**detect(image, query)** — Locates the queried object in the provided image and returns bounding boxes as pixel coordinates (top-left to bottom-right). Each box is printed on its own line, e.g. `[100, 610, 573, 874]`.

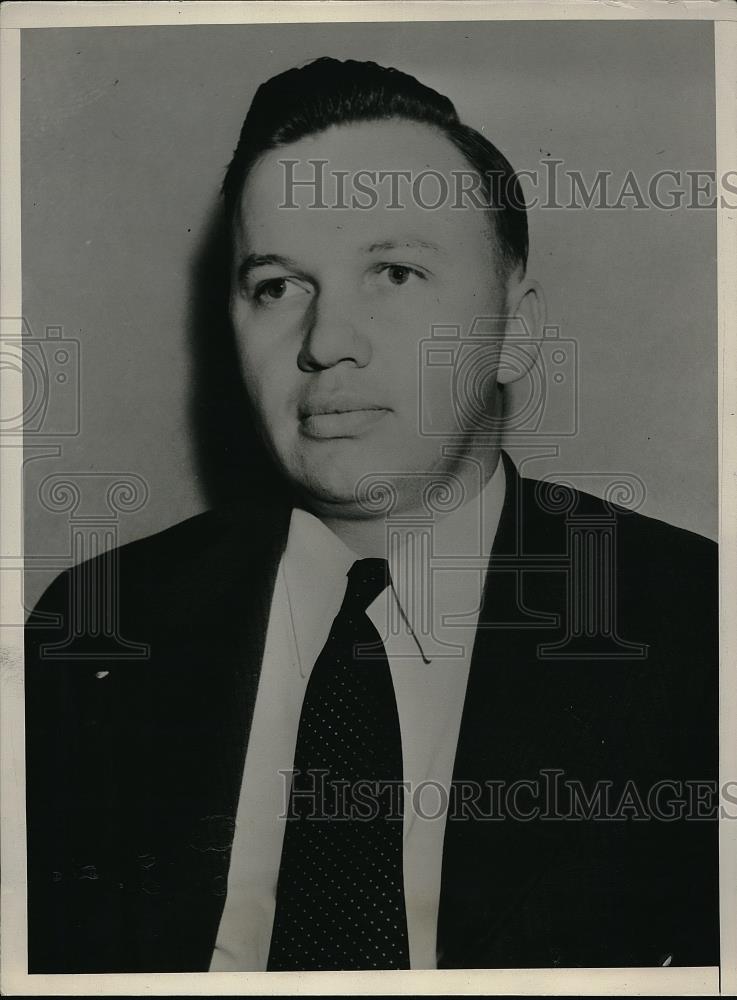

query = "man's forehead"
[235, 118, 492, 254]
[247, 117, 474, 182]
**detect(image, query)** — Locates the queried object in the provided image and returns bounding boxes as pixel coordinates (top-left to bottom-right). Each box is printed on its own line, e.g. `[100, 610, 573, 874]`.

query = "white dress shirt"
[210, 459, 506, 971]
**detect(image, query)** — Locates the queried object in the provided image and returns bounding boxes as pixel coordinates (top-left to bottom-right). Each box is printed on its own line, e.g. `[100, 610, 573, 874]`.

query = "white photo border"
[2, 2, 735, 996]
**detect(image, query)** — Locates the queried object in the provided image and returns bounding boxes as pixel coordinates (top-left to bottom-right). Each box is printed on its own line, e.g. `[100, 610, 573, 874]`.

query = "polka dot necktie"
[267, 558, 410, 970]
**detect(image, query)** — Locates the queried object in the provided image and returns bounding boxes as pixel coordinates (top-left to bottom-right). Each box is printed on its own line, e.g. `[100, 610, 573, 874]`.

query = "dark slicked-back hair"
[222, 57, 529, 275]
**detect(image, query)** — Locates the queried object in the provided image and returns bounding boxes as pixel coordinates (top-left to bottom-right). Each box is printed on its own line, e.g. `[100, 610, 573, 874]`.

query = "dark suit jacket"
[25, 453, 719, 972]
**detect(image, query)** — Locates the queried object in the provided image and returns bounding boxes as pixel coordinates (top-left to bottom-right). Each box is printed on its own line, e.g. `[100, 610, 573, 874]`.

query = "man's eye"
[379, 264, 425, 286]
[253, 277, 309, 305]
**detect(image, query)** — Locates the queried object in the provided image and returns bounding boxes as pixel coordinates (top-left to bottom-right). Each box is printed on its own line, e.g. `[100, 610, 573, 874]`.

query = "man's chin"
[293, 475, 375, 517]
[278, 436, 448, 518]
[287, 456, 400, 519]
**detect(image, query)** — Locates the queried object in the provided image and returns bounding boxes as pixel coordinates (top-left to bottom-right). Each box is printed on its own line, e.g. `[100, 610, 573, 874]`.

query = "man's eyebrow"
[363, 238, 447, 256]
[236, 253, 304, 283]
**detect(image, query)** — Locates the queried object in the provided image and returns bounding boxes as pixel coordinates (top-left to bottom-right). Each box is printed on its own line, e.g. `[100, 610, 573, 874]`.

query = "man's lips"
[298, 405, 390, 439]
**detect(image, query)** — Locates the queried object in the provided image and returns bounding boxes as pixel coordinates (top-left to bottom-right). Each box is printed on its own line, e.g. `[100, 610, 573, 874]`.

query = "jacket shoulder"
[520, 472, 716, 569]
[26, 497, 290, 627]
[517, 472, 718, 753]
[27, 508, 217, 622]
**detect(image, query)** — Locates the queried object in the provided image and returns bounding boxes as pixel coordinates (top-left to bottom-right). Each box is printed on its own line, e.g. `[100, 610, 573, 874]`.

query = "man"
[25, 58, 718, 973]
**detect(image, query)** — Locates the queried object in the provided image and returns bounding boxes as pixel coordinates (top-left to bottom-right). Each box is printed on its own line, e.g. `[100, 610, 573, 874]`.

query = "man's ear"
[496, 277, 547, 386]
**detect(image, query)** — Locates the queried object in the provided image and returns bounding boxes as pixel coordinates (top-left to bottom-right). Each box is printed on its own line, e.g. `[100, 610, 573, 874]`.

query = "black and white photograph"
[1, 1, 736, 994]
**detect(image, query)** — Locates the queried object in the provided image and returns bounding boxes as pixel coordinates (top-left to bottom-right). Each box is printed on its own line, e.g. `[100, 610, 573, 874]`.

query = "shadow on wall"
[187, 199, 285, 511]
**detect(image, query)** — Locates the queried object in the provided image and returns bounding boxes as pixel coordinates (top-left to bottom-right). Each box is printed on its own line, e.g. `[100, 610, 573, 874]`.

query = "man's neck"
[311, 447, 503, 558]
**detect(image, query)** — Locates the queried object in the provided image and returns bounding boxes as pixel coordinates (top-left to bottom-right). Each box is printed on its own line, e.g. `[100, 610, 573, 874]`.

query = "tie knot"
[345, 558, 390, 611]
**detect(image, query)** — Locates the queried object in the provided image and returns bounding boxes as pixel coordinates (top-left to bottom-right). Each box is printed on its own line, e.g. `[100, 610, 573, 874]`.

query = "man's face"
[230, 119, 509, 517]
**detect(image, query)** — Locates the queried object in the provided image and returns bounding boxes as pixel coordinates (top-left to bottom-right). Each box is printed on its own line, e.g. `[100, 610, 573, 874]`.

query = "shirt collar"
[281, 506, 358, 678]
[282, 457, 506, 672]
[381, 458, 506, 661]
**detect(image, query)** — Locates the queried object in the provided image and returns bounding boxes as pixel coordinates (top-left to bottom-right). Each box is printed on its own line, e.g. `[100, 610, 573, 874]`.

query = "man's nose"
[297, 291, 372, 372]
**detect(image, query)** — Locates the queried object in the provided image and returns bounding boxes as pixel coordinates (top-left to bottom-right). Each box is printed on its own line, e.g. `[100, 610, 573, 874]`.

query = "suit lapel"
[436, 452, 589, 968]
[126, 495, 292, 969]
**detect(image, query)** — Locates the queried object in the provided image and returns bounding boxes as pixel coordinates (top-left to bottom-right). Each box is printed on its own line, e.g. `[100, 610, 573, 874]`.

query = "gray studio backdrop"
[22, 20, 717, 612]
